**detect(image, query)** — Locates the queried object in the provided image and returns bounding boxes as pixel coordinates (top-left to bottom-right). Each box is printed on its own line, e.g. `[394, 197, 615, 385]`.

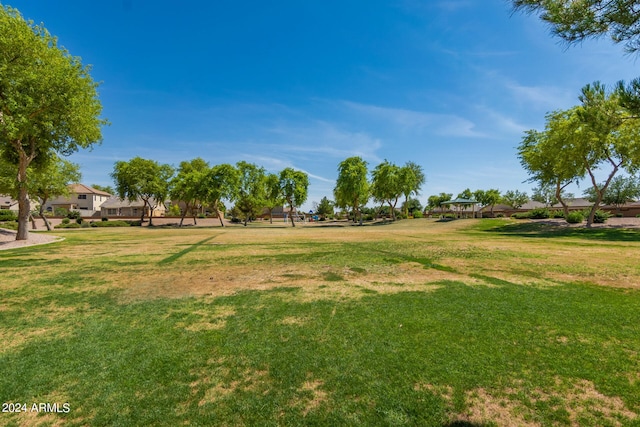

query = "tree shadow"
[482, 221, 640, 242]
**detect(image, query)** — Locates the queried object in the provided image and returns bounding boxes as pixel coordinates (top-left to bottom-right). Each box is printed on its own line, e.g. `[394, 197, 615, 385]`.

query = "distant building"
[0, 195, 20, 212]
[44, 184, 112, 217]
[101, 197, 166, 218]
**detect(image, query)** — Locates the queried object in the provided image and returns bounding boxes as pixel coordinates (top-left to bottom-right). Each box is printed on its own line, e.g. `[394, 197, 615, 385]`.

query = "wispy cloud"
[341, 101, 485, 138]
[504, 81, 575, 110]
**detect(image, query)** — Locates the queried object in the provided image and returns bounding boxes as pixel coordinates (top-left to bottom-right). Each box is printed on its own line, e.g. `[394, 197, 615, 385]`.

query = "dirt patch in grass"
[455, 388, 539, 427]
[173, 306, 236, 331]
[447, 378, 638, 427]
[290, 376, 329, 416]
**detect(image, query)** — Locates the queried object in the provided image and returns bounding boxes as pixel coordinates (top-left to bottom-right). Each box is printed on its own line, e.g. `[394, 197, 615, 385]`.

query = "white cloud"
[341, 101, 485, 138]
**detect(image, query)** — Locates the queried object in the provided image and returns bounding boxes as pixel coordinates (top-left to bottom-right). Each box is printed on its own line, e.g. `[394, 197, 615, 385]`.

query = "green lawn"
[1, 219, 639, 426]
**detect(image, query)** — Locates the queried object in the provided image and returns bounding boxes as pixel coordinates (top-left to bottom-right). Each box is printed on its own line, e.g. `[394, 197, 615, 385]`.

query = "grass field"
[1, 218, 639, 426]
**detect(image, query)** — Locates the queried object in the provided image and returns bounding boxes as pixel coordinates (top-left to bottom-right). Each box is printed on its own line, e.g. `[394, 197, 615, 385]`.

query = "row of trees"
[111, 157, 309, 227]
[332, 157, 425, 224]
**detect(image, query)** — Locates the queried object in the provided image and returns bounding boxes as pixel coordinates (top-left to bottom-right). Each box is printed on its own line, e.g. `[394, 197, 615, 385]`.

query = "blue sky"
[7, 0, 638, 209]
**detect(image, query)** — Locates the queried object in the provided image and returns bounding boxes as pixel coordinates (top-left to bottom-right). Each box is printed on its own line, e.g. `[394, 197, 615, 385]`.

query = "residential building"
[44, 184, 112, 217]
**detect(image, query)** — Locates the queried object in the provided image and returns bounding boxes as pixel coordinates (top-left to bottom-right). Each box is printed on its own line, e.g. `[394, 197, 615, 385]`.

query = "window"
[78, 194, 87, 199]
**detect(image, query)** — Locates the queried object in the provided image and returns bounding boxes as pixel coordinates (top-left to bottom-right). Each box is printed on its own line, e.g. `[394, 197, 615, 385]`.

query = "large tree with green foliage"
[474, 188, 502, 217]
[0, 6, 106, 240]
[111, 157, 174, 226]
[234, 161, 266, 226]
[518, 111, 586, 218]
[334, 157, 370, 224]
[170, 158, 210, 227]
[315, 196, 334, 220]
[371, 160, 402, 220]
[262, 173, 283, 224]
[399, 161, 425, 216]
[279, 168, 309, 227]
[202, 164, 239, 227]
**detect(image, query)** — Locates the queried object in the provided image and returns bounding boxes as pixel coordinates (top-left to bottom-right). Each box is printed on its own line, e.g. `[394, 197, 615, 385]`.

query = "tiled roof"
[68, 184, 112, 197]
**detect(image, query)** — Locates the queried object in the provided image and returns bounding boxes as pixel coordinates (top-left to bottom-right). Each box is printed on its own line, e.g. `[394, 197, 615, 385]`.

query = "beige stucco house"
[101, 197, 166, 218]
[43, 184, 112, 217]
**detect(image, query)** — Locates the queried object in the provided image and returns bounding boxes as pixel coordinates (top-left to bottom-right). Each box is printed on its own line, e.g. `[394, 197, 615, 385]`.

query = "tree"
[371, 160, 402, 220]
[170, 158, 209, 227]
[457, 188, 474, 199]
[263, 173, 283, 224]
[401, 197, 423, 216]
[474, 188, 502, 217]
[334, 157, 369, 224]
[399, 161, 425, 216]
[0, 6, 107, 240]
[502, 190, 529, 209]
[0, 155, 80, 230]
[30, 157, 81, 231]
[279, 168, 309, 227]
[575, 83, 640, 226]
[315, 196, 334, 220]
[518, 110, 587, 218]
[111, 157, 174, 226]
[583, 175, 640, 212]
[202, 164, 239, 227]
[234, 161, 266, 226]
[512, 0, 640, 53]
[427, 193, 453, 212]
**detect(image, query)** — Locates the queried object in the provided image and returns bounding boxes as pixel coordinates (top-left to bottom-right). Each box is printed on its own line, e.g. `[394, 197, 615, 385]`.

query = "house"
[260, 206, 299, 220]
[0, 195, 38, 212]
[100, 197, 166, 218]
[44, 184, 112, 217]
[0, 195, 19, 212]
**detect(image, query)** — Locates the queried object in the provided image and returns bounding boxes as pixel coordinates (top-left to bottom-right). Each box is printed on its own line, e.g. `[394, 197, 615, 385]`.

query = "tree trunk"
[555, 181, 570, 219]
[16, 160, 30, 241]
[29, 213, 37, 230]
[585, 163, 618, 228]
[215, 202, 225, 227]
[38, 202, 51, 231]
[269, 208, 273, 224]
[289, 202, 296, 227]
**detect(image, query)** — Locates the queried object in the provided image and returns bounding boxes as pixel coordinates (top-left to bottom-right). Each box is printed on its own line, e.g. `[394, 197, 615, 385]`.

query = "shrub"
[66, 211, 81, 220]
[0, 210, 17, 221]
[101, 217, 109, 221]
[61, 218, 70, 225]
[53, 207, 68, 217]
[566, 212, 584, 224]
[412, 211, 424, 219]
[550, 210, 565, 218]
[593, 209, 611, 223]
[91, 220, 131, 227]
[511, 212, 531, 219]
[496, 213, 504, 218]
[124, 220, 142, 226]
[55, 222, 81, 229]
[529, 208, 550, 219]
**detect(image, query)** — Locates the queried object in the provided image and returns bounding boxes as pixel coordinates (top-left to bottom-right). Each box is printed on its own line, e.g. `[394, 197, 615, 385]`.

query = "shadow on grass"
[158, 235, 218, 265]
[482, 221, 640, 242]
